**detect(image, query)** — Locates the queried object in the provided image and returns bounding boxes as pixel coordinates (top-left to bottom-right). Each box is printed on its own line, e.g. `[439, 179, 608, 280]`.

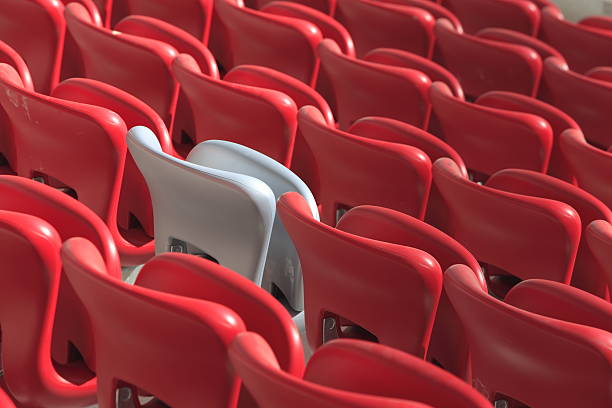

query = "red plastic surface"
[380, 0, 462, 31]
[477, 27, 564, 61]
[251, 0, 336, 15]
[580, 15, 612, 31]
[587, 220, 612, 297]
[0, 40, 34, 92]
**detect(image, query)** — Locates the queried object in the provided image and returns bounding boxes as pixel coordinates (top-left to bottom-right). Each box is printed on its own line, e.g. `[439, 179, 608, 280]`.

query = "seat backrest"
[440, 0, 540, 35]
[250, 0, 336, 15]
[486, 168, 612, 299]
[586, 66, 612, 83]
[0, 0, 64, 94]
[278, 192, 442, 356]
[335, 0, 435, 58]
[62, 238, 246, 408]
[430, 82, 552, 179]
[541, 57, 612, 149]
[318, 39, 431, 130]
[173, 54, 297, 166]
[432, 158, 581, 285]
[476, 90, 579, 182]
[380, 0, 462, 31]
[540, 6, 612, 74]
[587, 220, 612, 297]
[434, 19, 542, 99]
[127, 126, 276, 285]
[445, 264, 612, 408]
[65, 2, 179, 127]
[299, 106, 432, 225]
[560, 129, 612, 209]
[477, 27, 563, 61]
[579, 15, 612, 31]
[0, 40, 34, 91]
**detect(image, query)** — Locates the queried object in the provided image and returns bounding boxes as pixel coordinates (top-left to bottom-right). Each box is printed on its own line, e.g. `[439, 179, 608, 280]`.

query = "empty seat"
[587, 220, 612, 297]
[278, 192, 442, 356]
[434, 19, 542, 99]
[299, 106, 432, 225]
[380, 0, 462, 31]
[0, 40, 34, 92]
[251, 0, 337, 15]
[230, 333, 492, 407]
[477, 27, 564, 61]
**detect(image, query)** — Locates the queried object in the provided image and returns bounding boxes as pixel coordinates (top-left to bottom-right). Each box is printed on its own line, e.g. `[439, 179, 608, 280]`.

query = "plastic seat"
[486, 168, 612, 299]
[186, 139, 318, 311]
[586, 66, 612, 83]
[580, 15, 612, 31]
[230, 333, 492, 407]
[432, 158, 581, 297]
[335, 0, 435, 58]
[0, 389, 15, 408]
[434, 19, 542, 99]
[318, 39, 431, 130]
[299, 106, 432, 225]
[278, 192, 442, 356]
[62, 238, 246, 408]
[440, 0, 540, 35]
[0, 40, 34, 92]
[211, 0, 322, 85]
[477, 27, 564, 61]
[127, 126, 276, 285]
[0, 64, 153, 266]
[64, 2, 179, 127]
[541, 57, 612, 149]
[540, 6, 612, 74]
[560, 129, 612, 209]
[0, 0, 64, 94]
[430, 82, 552, 180]
[587, 220, 612, 297]
[445, 264, 612, 408]
[251, 0, 337, 15]
[380, 0, 462, 31]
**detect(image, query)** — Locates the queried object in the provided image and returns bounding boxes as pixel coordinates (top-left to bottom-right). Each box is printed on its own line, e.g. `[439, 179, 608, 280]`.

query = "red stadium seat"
[477, 27, 564, 61]
[230, 333, 492, 407]
[434, 19, 542, 99]
[587, 220, 612, 297]
[445, 264, 612, 408]
[0, 389, 15, 408]
[298, 106, 432, 224]
[318, 39, 431, 130]
[430, 82, 552, 180]
[380, 0, 462, 31]
[173, 54, 298, 166]
[586, 66, 612, 83]
[0, 40, 34, 92]
[250, 0, 337, 15]
[580, 15, 612, 31]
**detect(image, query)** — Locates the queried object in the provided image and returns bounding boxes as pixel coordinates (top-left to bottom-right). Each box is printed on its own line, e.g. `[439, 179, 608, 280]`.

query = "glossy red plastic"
[62, 238, 246, 408]
[440, 0, 540, 35]
[230, 333, 492, 407]
[432, 158, 581, 295]
[381, 0, 462, 31]
[586, 66, 612, 83]
[477, 27, 564, 61]
[445, 264, 612, 407]
[430, 82, 552, 179]
[587, 220, 612, 296]
[251, 0, 336, 15]
[476, 90, 579, 182]
[486, 168, 612, 299]
[278, 192, 442, 356]
[335, 0, 435, 58]
[0, 0, 65, 94]
[0, 389, 15, 408]
[434, 19, 542, 99]
[298, 106, 432, 225]
[173, 54, 298, 166]
[0, 40, 34, 92]
[541, 57, 612, 149]
[580, 15, 612, 31]
[318, 39, 431, 130]
[560, 129, 612, 209]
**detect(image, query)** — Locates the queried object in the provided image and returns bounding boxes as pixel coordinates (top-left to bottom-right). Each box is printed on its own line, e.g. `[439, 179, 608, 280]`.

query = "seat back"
[0, 0, 64, 93]
[380, 0, 462, 31]
[299, 106, 432, 225]
[477, 27, 563, 61]
[318, 39, 431, 130]
[445, 264, 612, 408]
[278, 192, 442, 356]
[62, 238, 246, 408]
[250, 0, 336, 15]
[127, 126, 276, 285]
[0, 40, 34, 91]
[430, 82, 552, 179]
[587, 220, 612, 297]
[173, 54, 297, 166]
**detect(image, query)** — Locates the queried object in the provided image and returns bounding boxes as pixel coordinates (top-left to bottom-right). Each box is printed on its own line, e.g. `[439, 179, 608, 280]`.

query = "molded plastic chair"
[65, 2, 179, 127]
[0, 389, 15, 408]
[0, 0, 64, 93]
[430, 82, 552, 180]
[62, 238, 246, 408]
[432, 158, 581, 297]
[440, 0, 540, 35]
[230, 333, 493, 407]
[540, 6, 612, 74]
[587, 220, 612, 297]
[486, 169, 612, 299]
[586, 66, 612, 83]
[541, 57, 612, 149]
[335, 0, 435, 58]
[445, 264, 612, 408]
[173, 54, 297, 165]
[0, 40, 34, 92]
[477, 27, 563, 61]
[299, 106, 432, 225]
[212, 0, 322, 86]
[560, 129, 612, 209]
[127, 126, 276, 285]
[278, 192, 442, 356]
[434, 19, 542, 99]
[579, 15, 612, 31]
[251, 0, 336, 15]
[381, 0, 462, 31]
[186, 139, 318, 311]
[318, 39, 431, 130]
